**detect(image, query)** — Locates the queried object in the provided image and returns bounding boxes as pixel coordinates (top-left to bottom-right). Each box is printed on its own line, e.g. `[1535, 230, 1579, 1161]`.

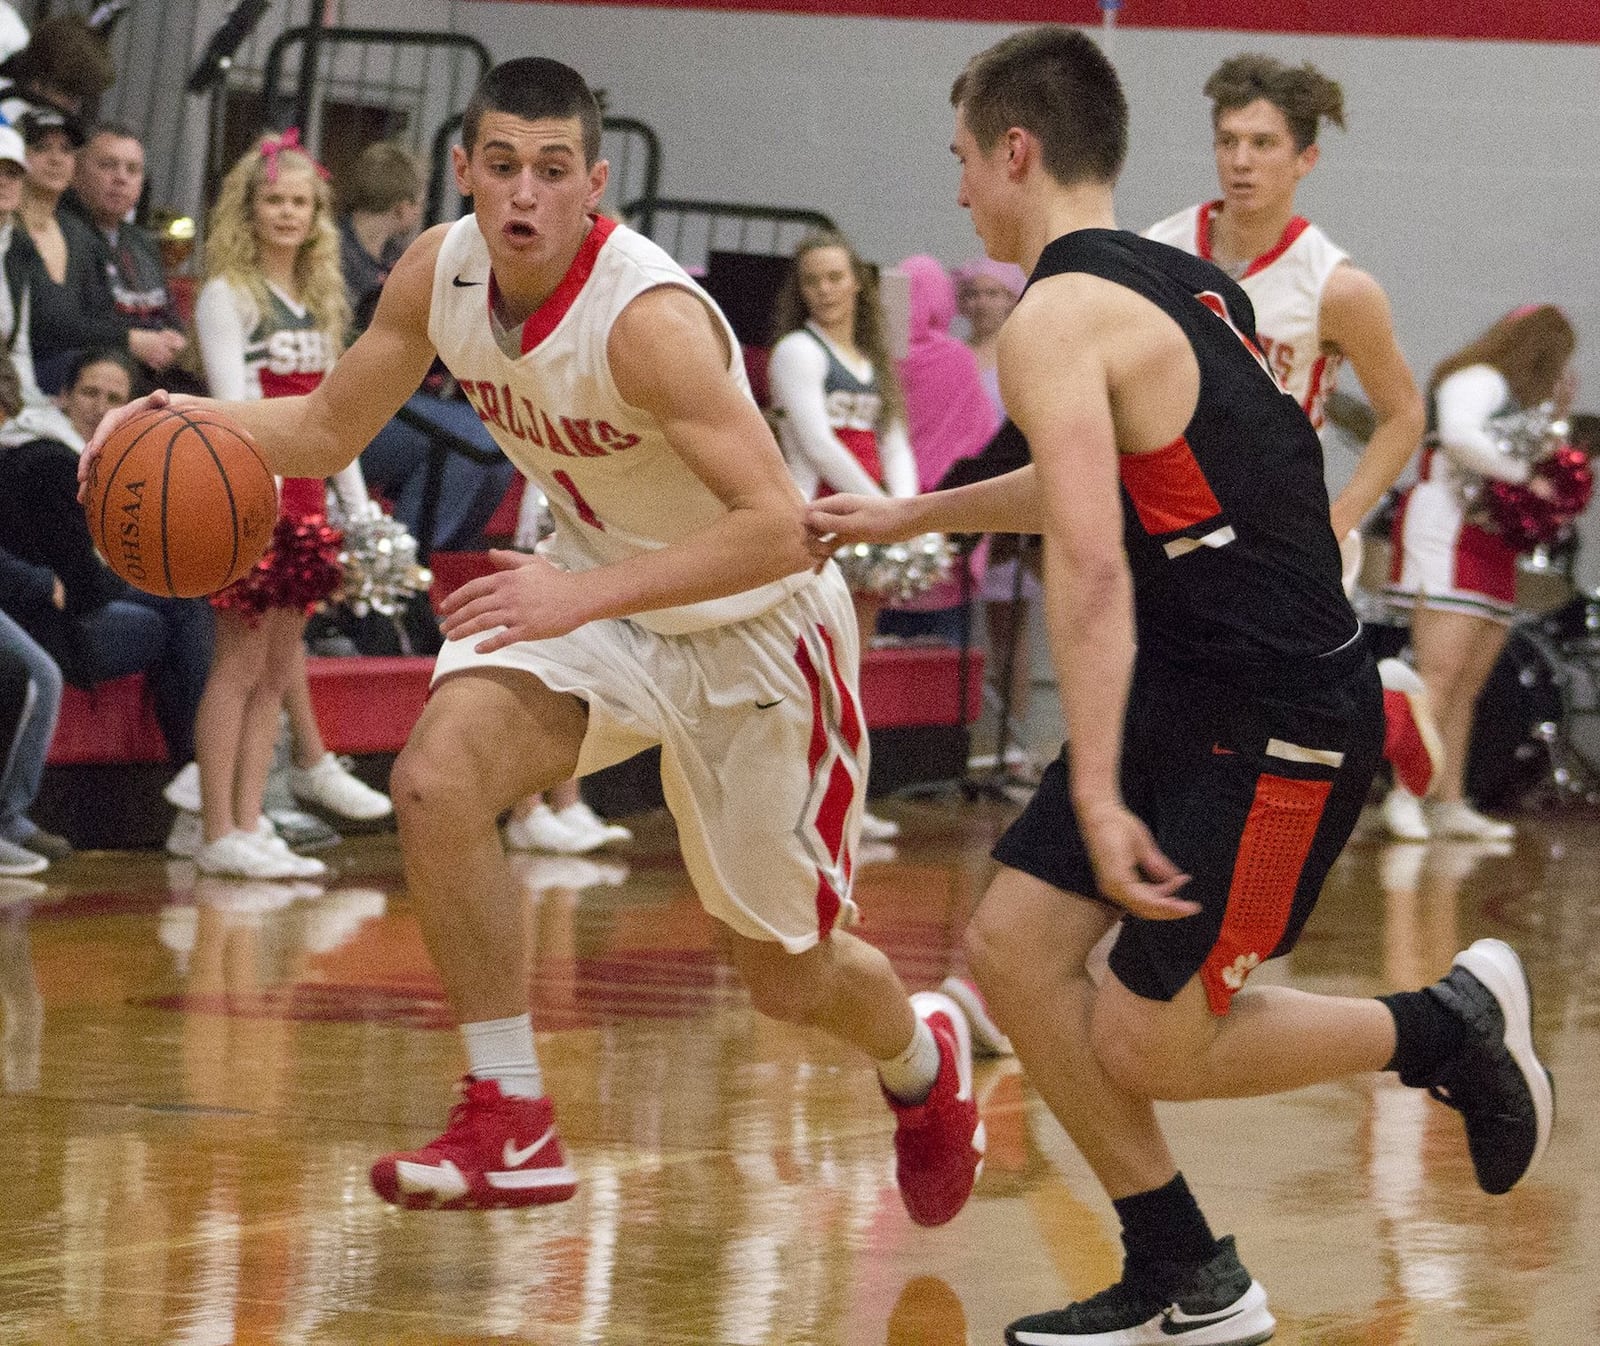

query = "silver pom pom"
[830, 533, 957, 602]
[327, 499, 433, 618]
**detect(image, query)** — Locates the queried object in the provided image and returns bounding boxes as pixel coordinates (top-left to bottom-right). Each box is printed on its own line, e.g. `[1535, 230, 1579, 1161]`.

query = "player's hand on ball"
[439, 550, 587, 651]
[804, 494, 915, 559]
[77, 389, 208, 502]
[1079, 800, 1198, 920]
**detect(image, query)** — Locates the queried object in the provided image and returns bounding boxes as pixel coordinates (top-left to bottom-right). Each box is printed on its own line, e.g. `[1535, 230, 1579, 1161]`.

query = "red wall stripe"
[464, 0, 1599, 45]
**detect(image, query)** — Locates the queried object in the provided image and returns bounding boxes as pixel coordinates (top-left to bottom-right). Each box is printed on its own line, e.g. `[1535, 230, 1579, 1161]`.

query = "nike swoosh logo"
[502, 1127, 555, 1168]
[755, 698, 784, 709]
[453, 275, 484, 287]
[1160, 1304, 1245, 1335]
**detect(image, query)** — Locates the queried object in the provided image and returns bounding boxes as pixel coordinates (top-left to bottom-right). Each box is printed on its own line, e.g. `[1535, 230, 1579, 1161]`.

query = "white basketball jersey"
[1145, 202, 1349, 430]
[429, 214, 810, 634]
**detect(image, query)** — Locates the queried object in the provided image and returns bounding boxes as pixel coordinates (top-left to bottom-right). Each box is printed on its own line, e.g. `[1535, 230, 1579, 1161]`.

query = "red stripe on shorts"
[1118, 435, 1224, 536]
[1199, 772, 1333, 1014]
[818, 622, 862, 752]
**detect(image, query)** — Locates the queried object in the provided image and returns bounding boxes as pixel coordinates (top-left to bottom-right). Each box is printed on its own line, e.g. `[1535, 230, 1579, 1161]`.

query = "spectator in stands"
[63, 121, 195, 392]
[957, 256, 1038, 758]
[877, 253, 999, 646]
[769, 229, 918, 647]
[1, 347, 214, 811]
[769, 229, 917, 843]
[337, 139, 424, 333]
[183, 131, 387, 880]
[0, 13, 115, 123]
[0, 348, 65, 875]
[12, 106, 168, 394]
[0, 4, 28, 68]
[340, 140, 516, 553]
[957, 257, 1025, 416]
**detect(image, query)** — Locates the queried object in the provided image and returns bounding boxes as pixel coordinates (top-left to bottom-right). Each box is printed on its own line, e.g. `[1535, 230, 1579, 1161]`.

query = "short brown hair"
[951, 26, 1127, 188]
[1430, 306, 1577, 411]
[1204, 54, 1344, 152]
[462, 57, 601, 167]
[341, 140, 423, 215]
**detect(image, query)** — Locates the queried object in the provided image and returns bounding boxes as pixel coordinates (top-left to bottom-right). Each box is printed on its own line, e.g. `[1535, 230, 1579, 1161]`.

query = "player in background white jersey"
[82, 57, 984, 1224]
[1146, 53, 1446, 841]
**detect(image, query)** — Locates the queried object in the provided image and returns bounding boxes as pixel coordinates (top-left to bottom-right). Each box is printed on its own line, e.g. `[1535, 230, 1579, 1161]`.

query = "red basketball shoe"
[887, 990, 986, 1227]
[370, 1077, 578, 1210]
[1379, 657, 1445, 799]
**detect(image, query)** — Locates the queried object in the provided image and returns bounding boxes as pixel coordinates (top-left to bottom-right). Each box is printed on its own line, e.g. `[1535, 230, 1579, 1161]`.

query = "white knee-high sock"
[462, 1013, 544, 1098]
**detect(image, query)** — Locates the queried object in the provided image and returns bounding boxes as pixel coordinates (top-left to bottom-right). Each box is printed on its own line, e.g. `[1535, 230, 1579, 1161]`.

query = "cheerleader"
[184, 131, 385, 879]
[1384, 305, 1577, 839]
[768, 230, 916, 842]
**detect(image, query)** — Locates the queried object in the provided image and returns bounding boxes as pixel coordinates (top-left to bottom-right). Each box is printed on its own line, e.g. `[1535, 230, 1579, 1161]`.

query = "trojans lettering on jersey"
[457, 379, 642, 459]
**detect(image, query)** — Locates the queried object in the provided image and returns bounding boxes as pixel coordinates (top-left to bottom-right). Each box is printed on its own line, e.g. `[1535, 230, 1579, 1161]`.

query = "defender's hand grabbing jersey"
[1145, 202, 1348, 432]
[993, 230, 1382, 1015]
[428, 213, 867, 952]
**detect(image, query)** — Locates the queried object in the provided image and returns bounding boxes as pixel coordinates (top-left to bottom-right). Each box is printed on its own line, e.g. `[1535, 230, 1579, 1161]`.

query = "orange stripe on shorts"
[1199, 772, 1333, 1014]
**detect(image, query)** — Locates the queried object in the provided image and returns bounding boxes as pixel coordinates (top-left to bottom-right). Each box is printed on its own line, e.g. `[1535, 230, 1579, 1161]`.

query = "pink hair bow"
[260, 127, 330, 183]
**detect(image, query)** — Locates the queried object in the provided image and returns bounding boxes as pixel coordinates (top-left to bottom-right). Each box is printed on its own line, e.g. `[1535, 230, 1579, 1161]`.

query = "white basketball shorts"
[431, 566, 867, 951]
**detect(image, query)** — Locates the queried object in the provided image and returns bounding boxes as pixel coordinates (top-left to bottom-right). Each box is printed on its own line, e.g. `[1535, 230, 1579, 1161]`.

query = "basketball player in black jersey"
[809, 27, 1552, 1346]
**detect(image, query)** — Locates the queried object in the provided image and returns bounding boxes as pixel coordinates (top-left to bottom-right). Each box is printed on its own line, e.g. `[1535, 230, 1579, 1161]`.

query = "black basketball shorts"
[993, 641, 1383, 1014]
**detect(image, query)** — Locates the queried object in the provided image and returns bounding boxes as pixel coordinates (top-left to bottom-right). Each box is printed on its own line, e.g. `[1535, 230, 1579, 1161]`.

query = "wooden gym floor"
[2, 791, 1597, 1344]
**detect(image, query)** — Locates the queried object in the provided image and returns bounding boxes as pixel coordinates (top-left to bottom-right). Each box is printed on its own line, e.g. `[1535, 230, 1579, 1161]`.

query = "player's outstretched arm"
[1320, 265, 1424, 538]
[441, 284, 815, 649]
[81, 227, 446, 490]
[804, 464, 1042, 560]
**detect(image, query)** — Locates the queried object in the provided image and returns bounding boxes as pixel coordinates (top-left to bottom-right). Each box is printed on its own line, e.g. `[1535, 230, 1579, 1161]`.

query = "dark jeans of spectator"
[0, 439, 124, 613]
[0, 609, 62, 844]
[359, 392, 517, 551]
[66, 594, 215, 764]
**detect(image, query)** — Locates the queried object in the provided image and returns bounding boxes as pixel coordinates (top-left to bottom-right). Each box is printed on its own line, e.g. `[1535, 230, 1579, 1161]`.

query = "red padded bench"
[45, 657, 435, 766]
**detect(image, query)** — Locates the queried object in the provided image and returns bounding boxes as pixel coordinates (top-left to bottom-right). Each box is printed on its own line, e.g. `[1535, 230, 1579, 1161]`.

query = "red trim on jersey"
[1194, 202, 1310, 279]
[492, 214, 619, 355]
[1118, 435, 1224, 536]
[1200, 772, 1332, 1015]
[1303, 352, 1332, 428]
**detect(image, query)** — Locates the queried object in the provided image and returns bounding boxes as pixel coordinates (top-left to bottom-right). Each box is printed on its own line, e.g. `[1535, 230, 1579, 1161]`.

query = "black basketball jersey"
[1028, 229, 1356, 680]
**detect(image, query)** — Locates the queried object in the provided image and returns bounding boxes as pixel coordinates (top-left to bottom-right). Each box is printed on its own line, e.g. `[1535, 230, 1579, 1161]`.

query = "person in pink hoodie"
[878, 254, 1000, 647]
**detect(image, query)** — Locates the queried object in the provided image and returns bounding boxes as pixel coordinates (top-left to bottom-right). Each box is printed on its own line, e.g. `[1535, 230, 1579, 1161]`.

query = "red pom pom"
[1481, 445, 1594, 552]
[210, 513, 345, 625]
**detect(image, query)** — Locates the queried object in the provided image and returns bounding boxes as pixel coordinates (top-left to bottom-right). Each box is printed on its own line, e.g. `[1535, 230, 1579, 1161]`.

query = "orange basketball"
[84, 406, 279, 598]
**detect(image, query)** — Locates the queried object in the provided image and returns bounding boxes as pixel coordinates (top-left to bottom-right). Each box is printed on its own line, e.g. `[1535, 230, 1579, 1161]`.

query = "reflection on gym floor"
[3, 798, 1599, 1343]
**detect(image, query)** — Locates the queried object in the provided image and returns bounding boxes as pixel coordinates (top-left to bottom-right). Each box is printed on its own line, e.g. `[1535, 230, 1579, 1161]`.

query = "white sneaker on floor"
[1382, 786, 1430, 842]
[289, 753, 393, 821]
[861, 810, 901, 841]
[506, 803, 592, 854]
[249, 817, 329, 878]
[195, 831, 312, 880]
[553, 800, 632, 850]
[163, 761, 201, 813]
[1429, 800, 1516, 841]
[939, 974, 1014, 1057]
[0, 838, 47, 877]
[166, 809, 204, 858]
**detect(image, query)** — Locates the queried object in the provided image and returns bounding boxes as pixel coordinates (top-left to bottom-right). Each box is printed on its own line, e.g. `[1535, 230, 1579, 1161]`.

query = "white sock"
[876, 1015, 941, 1104]
[462, 1013, 544, 1098]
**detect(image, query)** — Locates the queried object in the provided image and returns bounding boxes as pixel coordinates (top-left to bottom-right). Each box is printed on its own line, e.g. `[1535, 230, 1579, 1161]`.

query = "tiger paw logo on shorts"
[1221, 951, 1262, 990]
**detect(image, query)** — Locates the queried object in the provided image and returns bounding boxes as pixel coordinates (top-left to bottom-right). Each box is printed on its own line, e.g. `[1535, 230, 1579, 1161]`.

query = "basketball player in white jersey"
[82, 58, 983, 1223]
[1146, 53, 1445, 840]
